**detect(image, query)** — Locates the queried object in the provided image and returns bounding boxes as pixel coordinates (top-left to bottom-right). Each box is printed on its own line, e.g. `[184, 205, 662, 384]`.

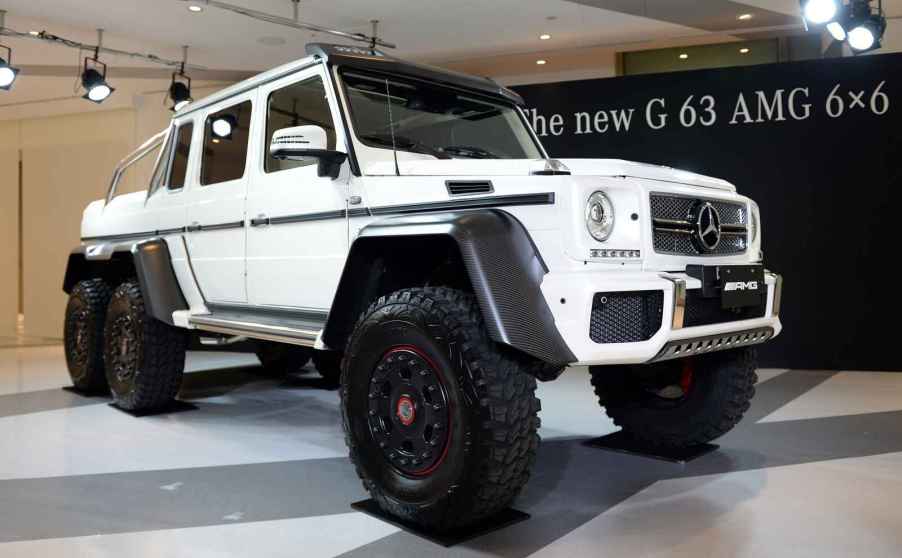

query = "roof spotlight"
[0, 45, 20, 91]
[801, 0, 839, 24]
[81, 57, 114, 103]
[169, 72, 192, 111]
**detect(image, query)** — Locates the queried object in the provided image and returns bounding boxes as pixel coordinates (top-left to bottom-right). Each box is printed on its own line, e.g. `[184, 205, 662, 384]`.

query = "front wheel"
[590, 348, 758, 448]
[341, 287, 540, 532]
[103, 281, 188, 411]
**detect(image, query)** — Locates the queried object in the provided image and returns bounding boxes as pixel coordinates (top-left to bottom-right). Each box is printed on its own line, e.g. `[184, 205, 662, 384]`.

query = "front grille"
[650, 194, 748, 256]
[590, 291, 664, 344]
[684, 290, 767, 327]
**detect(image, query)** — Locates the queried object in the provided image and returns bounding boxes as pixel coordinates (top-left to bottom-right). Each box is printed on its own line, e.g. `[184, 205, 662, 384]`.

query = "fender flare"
[63, 238, 188, 326]
[323, 209, 576, 366]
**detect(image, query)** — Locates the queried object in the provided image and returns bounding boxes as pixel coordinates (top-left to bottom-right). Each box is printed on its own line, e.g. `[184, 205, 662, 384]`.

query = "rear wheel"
[255, 342, 312, 375]
[341, 287, 540, 532]
[312, 350, 342, 384]
[590, 348, 758, 448]
[103, 281, 188, 411]
[64, 279, 113, 392]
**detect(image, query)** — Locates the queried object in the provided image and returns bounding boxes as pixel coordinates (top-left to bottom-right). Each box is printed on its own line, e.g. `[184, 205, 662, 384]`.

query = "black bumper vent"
[684, 290, 767, 327]
[590, 291, 664, 344]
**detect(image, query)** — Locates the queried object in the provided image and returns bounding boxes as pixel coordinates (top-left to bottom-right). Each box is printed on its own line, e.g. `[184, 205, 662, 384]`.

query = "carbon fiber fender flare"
[63, 238, 187, 326]
[324, 209, 576, 368]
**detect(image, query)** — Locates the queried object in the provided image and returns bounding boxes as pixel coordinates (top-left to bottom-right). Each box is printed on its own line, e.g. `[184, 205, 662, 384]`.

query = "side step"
[189, 306, 327, 348]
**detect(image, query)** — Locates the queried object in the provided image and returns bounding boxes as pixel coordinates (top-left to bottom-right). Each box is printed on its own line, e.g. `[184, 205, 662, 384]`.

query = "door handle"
[186, 221, 201, 233]
[250, 214, 270, 227]
[348, 196, 362, 206]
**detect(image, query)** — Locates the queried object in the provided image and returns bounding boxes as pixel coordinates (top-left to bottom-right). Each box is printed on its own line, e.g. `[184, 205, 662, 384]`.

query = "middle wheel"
[342, 287, 540, 532]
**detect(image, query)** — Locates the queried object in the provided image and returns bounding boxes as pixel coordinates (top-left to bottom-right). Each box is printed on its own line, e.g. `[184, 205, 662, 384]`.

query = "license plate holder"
[719, 265, 765, 309]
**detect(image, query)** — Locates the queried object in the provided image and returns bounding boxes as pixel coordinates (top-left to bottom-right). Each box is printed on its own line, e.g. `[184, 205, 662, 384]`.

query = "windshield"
[341, 71, 542, 161]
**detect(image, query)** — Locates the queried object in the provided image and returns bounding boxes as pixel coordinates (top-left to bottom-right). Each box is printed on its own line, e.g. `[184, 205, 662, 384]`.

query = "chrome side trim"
[189, 315, 320, 348]
[661, 276, 686, 330]
[771, 273, 783, 317]
[651, 327, 775, 362]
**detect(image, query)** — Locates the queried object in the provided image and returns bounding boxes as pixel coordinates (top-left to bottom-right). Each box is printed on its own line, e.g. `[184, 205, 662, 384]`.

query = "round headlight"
[586, 191, 614, 242]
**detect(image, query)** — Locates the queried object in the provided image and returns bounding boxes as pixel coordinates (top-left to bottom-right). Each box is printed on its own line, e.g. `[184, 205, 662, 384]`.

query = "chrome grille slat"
[650, 193, 748, 256]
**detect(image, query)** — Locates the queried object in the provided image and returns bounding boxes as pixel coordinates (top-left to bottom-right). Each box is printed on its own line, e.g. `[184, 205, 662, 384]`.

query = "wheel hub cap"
[367, 347, 450, 476]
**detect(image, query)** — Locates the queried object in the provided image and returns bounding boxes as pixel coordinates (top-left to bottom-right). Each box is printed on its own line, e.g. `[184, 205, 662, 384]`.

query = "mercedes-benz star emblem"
[690, 202, 722, 252]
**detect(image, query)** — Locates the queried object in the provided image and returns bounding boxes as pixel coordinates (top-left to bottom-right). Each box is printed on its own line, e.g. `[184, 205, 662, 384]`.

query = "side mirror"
[270, 125, 347, 180]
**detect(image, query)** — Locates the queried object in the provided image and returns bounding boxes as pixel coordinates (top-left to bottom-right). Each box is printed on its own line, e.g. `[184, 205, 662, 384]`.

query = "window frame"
[200, 98, 254, 187]
[166, 121, 195, 191]
[262, 74, 338, 175]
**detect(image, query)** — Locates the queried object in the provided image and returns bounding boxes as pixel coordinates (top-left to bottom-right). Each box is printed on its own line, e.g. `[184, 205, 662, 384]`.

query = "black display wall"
[515, 53, 901, 370]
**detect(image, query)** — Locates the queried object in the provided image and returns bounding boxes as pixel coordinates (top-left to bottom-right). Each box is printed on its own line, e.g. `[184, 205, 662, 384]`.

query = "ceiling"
[0, 0, 897, 119]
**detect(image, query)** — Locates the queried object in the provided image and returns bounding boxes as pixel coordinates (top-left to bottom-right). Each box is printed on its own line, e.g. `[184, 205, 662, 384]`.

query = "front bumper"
[541, 269, 783, 366]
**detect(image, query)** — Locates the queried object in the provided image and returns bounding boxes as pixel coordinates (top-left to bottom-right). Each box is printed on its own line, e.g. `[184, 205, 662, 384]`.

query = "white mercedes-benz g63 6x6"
[63, 43, 783, 531]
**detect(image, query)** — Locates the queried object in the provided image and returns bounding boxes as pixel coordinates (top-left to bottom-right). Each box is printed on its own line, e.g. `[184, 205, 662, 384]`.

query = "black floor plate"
[107, 400, 199, 418]
[351, 499, 530, 547]
[583, 431, 719, 464]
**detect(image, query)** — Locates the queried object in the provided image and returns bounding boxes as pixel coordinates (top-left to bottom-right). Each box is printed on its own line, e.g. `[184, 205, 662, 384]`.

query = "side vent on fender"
[446, 180, 494, 196]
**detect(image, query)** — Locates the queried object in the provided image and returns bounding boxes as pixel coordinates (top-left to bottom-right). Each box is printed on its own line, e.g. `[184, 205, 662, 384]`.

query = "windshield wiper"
[359, 133, 451, 160]
[440, 145, 501, 159]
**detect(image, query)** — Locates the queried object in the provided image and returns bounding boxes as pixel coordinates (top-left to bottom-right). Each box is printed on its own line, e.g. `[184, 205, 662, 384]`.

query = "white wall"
[0, 122, 20, 336]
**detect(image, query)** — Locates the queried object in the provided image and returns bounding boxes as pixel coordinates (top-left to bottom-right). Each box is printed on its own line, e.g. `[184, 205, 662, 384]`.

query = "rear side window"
[168, 123, 193, 190]
[201, 100, 252, 185]
[265, 77, 336, 173]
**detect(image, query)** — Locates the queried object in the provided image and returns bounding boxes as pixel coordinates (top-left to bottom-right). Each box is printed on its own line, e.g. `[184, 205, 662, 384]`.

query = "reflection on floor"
[0, 345, 900, 557]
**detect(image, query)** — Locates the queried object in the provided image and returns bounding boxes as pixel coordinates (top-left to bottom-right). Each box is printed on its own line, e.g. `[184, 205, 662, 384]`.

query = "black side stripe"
[83, 194, 558, 239]
[249, 193, 557, 227]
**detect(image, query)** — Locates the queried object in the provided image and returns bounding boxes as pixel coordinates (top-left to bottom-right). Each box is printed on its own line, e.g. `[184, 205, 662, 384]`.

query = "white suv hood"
[371, 157, 735, 192]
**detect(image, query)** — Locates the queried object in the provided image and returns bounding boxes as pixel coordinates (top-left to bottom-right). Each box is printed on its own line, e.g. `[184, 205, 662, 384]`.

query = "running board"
[189, 308, 326, 347]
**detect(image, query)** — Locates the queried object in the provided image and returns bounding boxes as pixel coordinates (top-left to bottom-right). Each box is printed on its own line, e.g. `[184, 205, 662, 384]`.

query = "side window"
[168, 122, 193, 190]
[201, 100, 252, 185]
[265, 76, 336, 173]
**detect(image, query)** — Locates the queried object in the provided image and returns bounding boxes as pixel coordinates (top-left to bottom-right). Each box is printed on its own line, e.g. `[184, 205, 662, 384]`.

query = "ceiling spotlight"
[0, 46, 20, 91]
[827, 20, 847, 41]
[679, 53, 689, 59]
[211, 115, 237, 139]
[539, 33, 552, 40]
[536, 59, 547, 65]
[738, 13, 753, 20]
[169, 72, 192, 111]
[188, 5, 203, 13]
[801, 0, 839, 24]
[842, 1, 888, 53]
[740, 47, 751, 54]
[81, 57, 114, 103]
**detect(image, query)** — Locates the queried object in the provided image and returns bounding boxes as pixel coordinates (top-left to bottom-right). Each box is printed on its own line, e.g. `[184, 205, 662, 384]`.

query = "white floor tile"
[528, 452, 902, 558]
[759, 371, 902, 423]
[0, 512, 398, 558]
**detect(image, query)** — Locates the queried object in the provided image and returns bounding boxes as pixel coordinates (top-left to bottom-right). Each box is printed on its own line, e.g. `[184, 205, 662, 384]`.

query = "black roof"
[306, 43, 526, 107]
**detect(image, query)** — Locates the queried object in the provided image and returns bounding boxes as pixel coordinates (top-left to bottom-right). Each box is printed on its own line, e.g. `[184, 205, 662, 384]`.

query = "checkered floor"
[1, 345, 900, 557]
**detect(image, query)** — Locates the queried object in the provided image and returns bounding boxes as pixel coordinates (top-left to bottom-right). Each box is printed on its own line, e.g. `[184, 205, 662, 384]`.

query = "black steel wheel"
[590, 348, 758, 448]
[342, 287, 540, 532]
[366, 346, 450, 476]
[64, 279, 112, 392]
[103, 281, 188, 411]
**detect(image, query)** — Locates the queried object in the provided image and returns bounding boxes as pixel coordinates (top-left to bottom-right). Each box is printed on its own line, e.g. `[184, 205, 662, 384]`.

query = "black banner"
[515, 54, 902, 371]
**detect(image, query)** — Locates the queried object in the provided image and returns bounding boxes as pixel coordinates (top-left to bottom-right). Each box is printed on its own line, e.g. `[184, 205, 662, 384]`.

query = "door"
[246, 66, 349, 309]
[183, 94, 256, 303]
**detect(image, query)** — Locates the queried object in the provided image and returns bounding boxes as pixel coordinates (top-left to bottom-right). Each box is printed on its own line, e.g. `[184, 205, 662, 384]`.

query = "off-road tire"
[312, 350, 342, 384]
[341, 287, 540, 532]
[255, 342, 312, 375]
[103, 281, 188, 411]
[64, 279, 113, 392]
[590, 348, 758, 448]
